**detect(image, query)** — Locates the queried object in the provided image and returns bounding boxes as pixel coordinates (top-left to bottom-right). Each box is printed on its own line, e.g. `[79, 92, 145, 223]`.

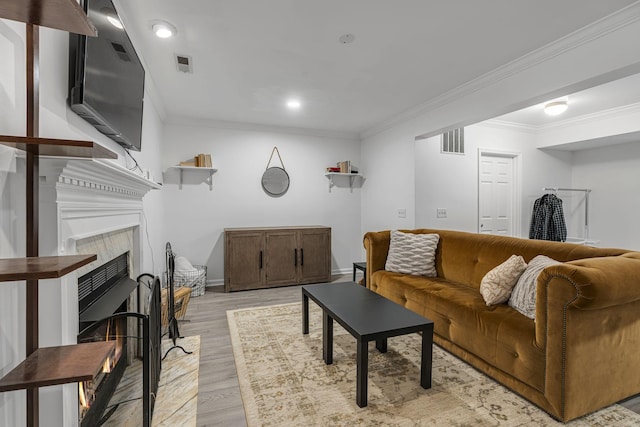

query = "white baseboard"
[205, 268, 359, 288]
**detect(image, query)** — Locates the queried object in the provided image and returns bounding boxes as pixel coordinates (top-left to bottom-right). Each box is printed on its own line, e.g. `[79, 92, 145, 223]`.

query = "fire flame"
[79, 382, 90, 409]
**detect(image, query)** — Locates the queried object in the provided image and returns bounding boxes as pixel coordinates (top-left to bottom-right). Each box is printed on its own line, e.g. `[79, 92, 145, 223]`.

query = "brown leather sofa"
[364, 228, 640, 422]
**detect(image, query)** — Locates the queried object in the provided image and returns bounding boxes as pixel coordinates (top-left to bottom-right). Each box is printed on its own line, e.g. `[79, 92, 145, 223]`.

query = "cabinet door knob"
[294, 248, 297, 266]
[300, 248, 304, 266]
[259, 250, 263, 269]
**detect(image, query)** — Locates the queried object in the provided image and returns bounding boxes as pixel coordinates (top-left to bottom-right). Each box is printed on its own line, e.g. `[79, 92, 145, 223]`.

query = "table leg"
[302, 293, 309, 335]
[356, 338, 368, 407]
[323, 311, 333, 364]
[375, 337, 387, 353]
[352, 265, 356, 282]
[421, 325, 433, 389]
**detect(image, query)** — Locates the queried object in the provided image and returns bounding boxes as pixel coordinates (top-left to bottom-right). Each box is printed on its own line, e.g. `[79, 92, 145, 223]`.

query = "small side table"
[352, 262, 367, 286]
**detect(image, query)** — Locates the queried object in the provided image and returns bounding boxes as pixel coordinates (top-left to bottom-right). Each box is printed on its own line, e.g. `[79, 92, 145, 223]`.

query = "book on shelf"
[326, 167, 341, 172]
[338, 160, 351, 173]
[178, 152, 212, 167]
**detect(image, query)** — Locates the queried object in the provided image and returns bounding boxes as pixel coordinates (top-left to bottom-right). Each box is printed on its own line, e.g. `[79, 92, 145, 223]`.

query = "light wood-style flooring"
[180, 275, 640, 426]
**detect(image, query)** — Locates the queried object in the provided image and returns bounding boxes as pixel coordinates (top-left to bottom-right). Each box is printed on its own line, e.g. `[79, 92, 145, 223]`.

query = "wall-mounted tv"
[69, 0, 145, 151]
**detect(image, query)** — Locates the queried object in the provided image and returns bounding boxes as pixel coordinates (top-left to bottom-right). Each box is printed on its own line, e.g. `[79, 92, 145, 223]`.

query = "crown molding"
[476, 119, 539, 133]
[361, 2, 640, 140]
[166, 116, 360, 141]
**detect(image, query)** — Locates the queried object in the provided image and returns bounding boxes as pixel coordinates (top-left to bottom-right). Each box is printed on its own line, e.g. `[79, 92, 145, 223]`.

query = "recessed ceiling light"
[286, 99, 301, 110]
[152, 21, 177, 38]
[544, 100, 568, 116]
[338, 34, 355, 44]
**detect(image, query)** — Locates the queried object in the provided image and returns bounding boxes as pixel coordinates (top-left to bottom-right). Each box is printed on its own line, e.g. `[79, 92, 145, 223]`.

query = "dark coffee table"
[302, 282, 433, 407]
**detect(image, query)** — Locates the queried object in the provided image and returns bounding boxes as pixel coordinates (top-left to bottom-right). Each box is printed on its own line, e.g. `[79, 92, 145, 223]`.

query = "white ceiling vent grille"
[175, 54, 193, 73]
[441, 128, 465, 154]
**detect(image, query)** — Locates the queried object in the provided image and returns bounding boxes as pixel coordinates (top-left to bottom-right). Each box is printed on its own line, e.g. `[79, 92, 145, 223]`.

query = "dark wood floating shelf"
[0, 255, 97, 282]
[0, 135, 117, 159]
[0, 0, 96, 36]
[0, 342, 115, 392]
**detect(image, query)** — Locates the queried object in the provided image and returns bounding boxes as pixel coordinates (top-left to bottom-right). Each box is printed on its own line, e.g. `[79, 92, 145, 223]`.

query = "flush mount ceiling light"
[152, 21, 177, 38]
[286, 99, 302, 110]
[544, 100, 568, 116]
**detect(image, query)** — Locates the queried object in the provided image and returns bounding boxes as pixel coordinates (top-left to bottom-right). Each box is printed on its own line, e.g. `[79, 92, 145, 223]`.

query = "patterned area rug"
[103, 335, 199, 427]
[228, 303, 640, 426]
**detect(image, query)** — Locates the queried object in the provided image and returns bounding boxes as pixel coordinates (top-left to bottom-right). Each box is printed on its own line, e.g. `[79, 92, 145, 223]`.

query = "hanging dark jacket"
[529, 194, 567, 242]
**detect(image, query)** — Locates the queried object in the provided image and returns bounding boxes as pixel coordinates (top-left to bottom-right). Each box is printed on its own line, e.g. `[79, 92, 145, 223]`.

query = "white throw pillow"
[385, 231, 439, 277]
[174, 256, 195, 272]
[508, 255, 560, 319]
[480, 255, 527, 306]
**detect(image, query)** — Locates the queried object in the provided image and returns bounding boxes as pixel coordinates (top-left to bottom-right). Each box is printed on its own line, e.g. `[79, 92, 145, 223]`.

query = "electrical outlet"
[397, 208, 406, 218]
[437, 208, 447, 218]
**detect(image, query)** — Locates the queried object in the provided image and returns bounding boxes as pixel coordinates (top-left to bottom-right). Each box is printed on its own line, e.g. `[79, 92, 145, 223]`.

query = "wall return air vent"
[175, 54, 193, 73]
[441, 128, 465, 154]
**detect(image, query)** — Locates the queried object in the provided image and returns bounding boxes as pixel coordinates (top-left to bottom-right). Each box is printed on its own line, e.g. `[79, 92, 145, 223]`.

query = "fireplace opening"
[77, 252, 137, 426]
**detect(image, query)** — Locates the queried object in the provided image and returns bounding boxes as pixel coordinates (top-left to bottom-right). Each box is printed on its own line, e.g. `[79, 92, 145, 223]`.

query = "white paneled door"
[478, 153, 515, 236]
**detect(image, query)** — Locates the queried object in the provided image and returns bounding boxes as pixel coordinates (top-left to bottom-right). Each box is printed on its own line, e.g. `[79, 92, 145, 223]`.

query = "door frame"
[477, 148, 522, 237]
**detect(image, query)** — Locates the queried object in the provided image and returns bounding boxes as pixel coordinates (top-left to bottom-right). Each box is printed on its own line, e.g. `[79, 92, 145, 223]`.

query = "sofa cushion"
[509, 255, 560, 319]
[371, 269, 545, 392]
[480, 255, 527, 305]
[385, 230, 439, 276]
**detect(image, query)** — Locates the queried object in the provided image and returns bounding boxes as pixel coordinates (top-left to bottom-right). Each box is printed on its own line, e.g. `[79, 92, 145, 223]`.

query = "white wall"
[162, 121, 362, 280]
[360, 119, 416, 240]
[415, 123, 574, 237]
[571, 140, 640, 250]
[0, 20, 165, 426]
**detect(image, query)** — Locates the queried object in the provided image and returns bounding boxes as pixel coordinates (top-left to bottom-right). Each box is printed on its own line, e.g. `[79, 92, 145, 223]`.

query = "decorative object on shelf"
[262, 146, 290, 197]
[179, 153, 212, 167]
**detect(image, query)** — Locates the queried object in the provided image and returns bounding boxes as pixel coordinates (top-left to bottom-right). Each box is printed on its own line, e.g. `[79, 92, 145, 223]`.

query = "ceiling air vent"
[175, 54, 193, 73]
[441, 128, 465, 154]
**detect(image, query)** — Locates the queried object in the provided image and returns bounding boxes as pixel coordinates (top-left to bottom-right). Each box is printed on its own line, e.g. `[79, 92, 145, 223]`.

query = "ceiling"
[115, 0, 638, 135]
[495, 72, 640, 127]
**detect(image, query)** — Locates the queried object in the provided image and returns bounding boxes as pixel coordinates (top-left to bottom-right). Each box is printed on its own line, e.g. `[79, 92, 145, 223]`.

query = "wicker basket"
[173, 265, 207, 297]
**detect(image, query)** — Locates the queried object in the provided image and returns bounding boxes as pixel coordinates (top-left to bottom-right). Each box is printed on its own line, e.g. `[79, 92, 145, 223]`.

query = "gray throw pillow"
[385, 231, 439, 277]
[508, 255, 560, 319]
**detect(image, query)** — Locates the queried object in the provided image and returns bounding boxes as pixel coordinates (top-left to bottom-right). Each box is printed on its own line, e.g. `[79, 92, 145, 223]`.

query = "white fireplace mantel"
[40, 157, 162, 201]
[36, 157, 161, 427]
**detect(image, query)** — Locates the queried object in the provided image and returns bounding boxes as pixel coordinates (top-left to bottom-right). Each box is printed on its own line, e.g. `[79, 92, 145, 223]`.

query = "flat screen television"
[69, 0, 145, 151]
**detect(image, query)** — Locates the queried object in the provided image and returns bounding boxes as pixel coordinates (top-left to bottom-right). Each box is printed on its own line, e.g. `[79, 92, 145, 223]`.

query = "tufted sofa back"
[364, 229, 627, 290]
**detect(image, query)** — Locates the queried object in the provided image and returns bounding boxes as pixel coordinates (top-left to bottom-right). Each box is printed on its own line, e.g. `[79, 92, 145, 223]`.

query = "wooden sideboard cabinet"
[224, 226, 331, 292]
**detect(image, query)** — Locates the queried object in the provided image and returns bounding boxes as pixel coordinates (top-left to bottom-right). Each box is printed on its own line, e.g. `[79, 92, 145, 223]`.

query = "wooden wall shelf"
[0, 0, 97, 36]
[0, 135, 117, 159]
[0, 342, 115, 392]
[0, 255, 97, 282]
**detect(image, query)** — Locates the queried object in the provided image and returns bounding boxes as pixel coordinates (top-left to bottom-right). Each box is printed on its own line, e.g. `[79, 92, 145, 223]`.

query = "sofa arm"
[535, 252, 640, 420]
[539, 253, 640, 311]
[363, 230, 391, 288]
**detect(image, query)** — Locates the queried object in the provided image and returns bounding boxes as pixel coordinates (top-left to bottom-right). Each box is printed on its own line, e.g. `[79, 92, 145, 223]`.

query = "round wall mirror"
[262, 167, 290, 197]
